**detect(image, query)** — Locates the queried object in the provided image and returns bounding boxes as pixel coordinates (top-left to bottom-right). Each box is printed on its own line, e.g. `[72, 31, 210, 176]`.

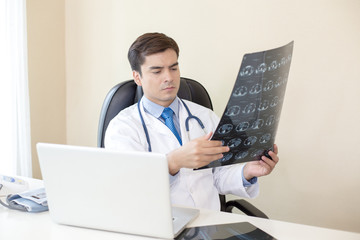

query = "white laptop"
[37, 143, 199, 239]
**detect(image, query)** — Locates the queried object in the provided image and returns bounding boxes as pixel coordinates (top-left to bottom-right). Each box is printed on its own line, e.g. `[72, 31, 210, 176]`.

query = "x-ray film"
[200, 42, 294, 169]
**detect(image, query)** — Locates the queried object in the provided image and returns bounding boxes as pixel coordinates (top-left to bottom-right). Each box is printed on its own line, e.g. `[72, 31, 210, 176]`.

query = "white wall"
[65, 0, 360, 233]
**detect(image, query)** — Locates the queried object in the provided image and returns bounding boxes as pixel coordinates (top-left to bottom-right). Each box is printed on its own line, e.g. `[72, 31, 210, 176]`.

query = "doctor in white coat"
[105, 32, 279, 211]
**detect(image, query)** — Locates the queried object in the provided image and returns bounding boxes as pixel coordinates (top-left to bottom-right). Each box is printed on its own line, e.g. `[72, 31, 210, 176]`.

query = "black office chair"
[97, 77, 268, 218]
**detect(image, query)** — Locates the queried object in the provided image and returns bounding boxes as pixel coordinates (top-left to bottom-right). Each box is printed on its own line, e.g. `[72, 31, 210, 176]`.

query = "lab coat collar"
[138, 98, 207, 145]
[139, 98, 177, 137]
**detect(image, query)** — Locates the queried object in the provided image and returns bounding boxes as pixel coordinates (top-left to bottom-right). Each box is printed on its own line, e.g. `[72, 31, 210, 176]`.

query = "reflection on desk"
[1, 178, 359, 240]
[176, 221, 275, 240]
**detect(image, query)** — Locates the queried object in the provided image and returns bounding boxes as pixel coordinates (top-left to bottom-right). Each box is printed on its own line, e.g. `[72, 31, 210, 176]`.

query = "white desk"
[1, 178, 359, 240]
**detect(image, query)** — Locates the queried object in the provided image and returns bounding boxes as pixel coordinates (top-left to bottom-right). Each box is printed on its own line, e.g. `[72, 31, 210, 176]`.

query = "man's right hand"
[166, 132, 230, 175]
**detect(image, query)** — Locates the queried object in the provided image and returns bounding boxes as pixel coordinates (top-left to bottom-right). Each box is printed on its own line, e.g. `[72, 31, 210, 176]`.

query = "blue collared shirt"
[142, 96, 182, 139]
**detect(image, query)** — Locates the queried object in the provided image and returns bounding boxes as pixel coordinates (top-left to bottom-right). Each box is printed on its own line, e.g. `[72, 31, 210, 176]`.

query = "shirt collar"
[142, 96, 180, 119]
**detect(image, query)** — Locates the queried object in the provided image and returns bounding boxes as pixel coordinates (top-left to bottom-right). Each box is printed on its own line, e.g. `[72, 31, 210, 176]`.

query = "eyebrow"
[149, 62, 179, 70]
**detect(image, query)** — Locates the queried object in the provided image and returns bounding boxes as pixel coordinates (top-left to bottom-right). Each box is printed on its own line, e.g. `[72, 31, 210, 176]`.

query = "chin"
[164, 96, 177, 102]
[160, 95, 176, 104]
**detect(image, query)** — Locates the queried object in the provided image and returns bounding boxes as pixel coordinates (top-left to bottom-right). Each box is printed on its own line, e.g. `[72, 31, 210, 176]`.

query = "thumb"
[202, 131, 213, 140]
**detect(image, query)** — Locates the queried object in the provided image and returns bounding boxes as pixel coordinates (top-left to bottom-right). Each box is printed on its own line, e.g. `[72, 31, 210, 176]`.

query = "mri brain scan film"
[200, 42, 294, 169]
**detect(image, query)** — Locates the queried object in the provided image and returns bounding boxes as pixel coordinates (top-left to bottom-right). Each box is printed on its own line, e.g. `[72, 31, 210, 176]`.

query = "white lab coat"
[105, 98, 259, 210]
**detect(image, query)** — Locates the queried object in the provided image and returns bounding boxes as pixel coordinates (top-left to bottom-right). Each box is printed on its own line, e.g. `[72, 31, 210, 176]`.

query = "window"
[0, 0, 32, 177]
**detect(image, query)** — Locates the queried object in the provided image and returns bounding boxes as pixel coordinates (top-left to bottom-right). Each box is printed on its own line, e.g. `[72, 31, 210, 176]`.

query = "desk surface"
[1, 178, 359, 240]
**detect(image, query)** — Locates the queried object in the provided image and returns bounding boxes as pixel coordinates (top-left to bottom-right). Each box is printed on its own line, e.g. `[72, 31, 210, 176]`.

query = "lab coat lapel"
[146, 115, 171, 136]
[140, 107, 171, 136]
[138, 100, 180, 151]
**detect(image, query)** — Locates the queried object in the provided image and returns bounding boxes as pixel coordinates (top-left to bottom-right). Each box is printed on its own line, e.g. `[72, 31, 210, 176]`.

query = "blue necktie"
[161, 108, 182, 145]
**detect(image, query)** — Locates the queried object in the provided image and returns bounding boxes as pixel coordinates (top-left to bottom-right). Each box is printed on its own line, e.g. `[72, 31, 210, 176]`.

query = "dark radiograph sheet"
[200, 42, 294, 169]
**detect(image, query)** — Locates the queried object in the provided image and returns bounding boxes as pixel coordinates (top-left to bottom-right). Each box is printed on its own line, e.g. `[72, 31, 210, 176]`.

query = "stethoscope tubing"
[137, 101, 153, 152]
[137, 98, 205, 152]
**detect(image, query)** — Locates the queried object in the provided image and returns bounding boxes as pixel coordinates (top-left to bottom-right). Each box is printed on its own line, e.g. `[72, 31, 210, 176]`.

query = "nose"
[163, 69, 173, 82]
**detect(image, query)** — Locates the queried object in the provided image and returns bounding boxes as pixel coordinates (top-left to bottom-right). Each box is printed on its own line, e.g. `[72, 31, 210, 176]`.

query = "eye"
[171, 67, 178, 71]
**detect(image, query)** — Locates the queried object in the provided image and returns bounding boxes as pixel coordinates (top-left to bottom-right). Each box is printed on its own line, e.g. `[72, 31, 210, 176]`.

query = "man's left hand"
[243, 144, 279, 181]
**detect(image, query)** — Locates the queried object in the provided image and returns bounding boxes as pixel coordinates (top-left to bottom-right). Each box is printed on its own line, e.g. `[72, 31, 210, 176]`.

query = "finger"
[202, 140, 225, 148]
[202, 153, 225, 164]
[261, 155, 277, 169]
[192, 142, 229, 155]
[204, 153, 224, 162]
[193, 154, 224, 168]
[268, 150, 279, 163]
[202, 131, 213, 140]
[203, 146, 230, 155]
[273, 144, 278, 154]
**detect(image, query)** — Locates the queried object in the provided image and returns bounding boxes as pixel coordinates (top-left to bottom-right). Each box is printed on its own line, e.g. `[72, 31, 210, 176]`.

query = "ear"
[133, 71, 142, 86]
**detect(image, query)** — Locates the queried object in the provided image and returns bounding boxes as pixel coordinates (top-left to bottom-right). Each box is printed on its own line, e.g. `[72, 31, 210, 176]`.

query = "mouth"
[163, 86, 176, 91]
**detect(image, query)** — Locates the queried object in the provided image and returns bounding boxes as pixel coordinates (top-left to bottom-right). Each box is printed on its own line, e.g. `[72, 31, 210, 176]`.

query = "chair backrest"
[97, 77, 213, 148]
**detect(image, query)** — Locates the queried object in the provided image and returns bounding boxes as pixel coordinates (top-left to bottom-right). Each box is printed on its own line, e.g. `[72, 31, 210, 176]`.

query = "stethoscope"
[137, 98, 206, 152]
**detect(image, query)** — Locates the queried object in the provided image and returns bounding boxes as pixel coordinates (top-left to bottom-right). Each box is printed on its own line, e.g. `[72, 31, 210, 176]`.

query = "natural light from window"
[0, 1, 14, 175]
[0, 0, 32, 177]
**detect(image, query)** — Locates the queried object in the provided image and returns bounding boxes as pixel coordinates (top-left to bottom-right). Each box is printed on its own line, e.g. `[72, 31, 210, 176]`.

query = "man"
[105, 32, 279, 210]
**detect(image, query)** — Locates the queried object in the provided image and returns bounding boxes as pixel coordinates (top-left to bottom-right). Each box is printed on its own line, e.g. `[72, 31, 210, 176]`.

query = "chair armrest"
[225, 199, 269, 219]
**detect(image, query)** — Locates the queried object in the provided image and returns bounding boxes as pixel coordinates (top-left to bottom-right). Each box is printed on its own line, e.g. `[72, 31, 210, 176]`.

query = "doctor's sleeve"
[212, 164, 259, 199]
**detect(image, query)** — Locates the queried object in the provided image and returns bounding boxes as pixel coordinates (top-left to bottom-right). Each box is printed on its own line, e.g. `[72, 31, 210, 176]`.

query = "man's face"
[133, 48, 180, 107]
